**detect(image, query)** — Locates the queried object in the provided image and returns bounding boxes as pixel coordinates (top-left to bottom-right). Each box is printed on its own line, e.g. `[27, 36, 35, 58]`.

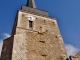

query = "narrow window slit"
[55, 36, 58, 38]
[39, 41, 45, 43]
[41, 54, 47, 57]
[29, 21, 33, 28]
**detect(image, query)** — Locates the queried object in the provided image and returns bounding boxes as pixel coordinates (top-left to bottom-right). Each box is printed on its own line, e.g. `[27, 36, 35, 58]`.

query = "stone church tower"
[0, 0, 68, 60]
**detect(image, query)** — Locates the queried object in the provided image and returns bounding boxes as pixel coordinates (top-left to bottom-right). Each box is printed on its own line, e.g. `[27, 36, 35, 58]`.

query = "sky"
[0, 0, 80, 57]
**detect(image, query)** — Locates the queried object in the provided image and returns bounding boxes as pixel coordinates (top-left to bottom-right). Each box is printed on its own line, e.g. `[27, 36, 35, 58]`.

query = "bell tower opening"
[29, 20, 33, 28]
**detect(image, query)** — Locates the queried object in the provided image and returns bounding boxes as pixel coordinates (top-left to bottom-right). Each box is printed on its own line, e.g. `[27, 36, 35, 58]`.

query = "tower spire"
[26, 0, 36, 8]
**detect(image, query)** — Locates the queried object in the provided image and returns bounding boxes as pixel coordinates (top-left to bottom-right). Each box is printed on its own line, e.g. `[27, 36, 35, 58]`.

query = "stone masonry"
[1, 10, 68, 60]
[0, 0, 69, 60]
[70, 52, 80, 60]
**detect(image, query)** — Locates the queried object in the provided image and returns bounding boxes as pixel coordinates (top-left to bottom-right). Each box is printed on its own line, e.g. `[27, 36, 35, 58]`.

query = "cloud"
[0, 40, 3, 55]
[0, 33, 10, 56]
[65, 44, 80, 56]
[3, 33, 10, 39]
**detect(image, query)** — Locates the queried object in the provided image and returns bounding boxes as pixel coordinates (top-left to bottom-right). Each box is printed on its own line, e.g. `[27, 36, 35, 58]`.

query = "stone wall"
[70, 52, 80, 60]
[12, 33, 27, 60]
[76, 52, 80, 59]
[0, 37, 14, 60]
[12, 31, 67, 60]
[70, 56, 79, 60]
[1, 10, 68, 60]
[11, 10, 67, 60]
[25, 31, 67, 60]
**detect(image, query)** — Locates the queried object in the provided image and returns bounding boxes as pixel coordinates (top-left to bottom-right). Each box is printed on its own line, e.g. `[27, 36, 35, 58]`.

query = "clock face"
[26, 15, 35, 21]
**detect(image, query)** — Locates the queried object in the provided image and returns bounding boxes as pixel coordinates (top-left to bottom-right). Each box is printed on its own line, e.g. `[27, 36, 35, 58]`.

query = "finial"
[26, 0, 36, 8]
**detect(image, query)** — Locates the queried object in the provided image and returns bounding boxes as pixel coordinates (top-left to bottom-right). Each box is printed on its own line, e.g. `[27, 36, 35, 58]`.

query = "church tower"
[1, 0, 68, 60]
